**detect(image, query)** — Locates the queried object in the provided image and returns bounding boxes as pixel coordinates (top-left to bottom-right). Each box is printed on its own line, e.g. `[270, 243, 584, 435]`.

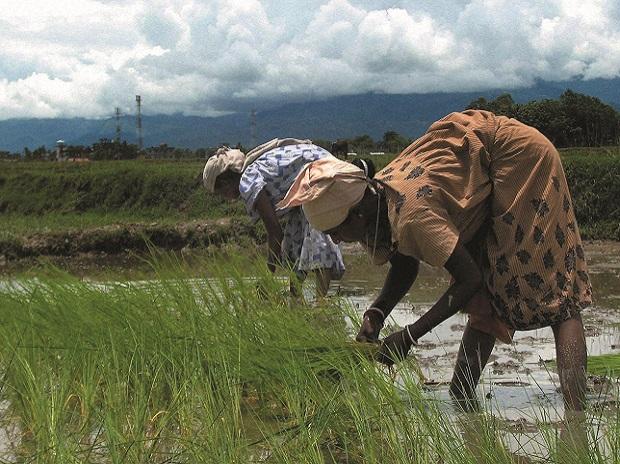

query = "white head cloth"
[202, 147, 245, 192]
[277, 157, 367, 231]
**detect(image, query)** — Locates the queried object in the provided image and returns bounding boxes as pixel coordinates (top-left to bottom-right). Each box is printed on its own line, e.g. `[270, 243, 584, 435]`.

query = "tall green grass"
[588, 355, 620, 378]
[0, 255, 618, 462]
[0, 160, 243, 224]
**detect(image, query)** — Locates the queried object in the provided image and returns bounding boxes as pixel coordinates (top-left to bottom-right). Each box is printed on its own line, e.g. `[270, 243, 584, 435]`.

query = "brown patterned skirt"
[479, 120, 592, 330]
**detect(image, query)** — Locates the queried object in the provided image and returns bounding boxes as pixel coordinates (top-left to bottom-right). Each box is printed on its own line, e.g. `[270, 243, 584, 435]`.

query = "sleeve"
[395, 200, 460, 268]
[238, 165, 266, 221]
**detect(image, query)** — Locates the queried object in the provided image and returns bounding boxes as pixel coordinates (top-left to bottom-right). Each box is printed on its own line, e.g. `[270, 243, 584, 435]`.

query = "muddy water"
[340, 242, 620, 380]
[337, 241, 620, 458]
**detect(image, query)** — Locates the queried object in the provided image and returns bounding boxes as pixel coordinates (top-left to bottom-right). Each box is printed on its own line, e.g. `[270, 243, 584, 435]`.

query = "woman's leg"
[449, 321, 496, 412]
[451, 323, 502, 460]
[552, 314, 589, 458]
[551, 313, 587, 411]
[313, 268, 331, 298]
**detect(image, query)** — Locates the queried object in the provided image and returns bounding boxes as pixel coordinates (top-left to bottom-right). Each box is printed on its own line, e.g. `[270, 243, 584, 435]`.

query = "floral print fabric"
[376, 110, 592, 330]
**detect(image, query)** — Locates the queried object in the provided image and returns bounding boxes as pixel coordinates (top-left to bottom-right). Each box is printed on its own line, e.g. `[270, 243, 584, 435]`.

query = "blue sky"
[1, 0, 619, 119]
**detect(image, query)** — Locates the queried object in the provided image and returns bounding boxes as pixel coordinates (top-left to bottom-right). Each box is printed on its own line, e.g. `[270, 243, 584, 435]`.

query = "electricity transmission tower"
[136, 95, 143, 151]
[115, 107, 122, 143]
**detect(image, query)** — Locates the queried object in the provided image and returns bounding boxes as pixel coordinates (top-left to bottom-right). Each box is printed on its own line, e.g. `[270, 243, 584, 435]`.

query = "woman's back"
[239, 143, 332, 221]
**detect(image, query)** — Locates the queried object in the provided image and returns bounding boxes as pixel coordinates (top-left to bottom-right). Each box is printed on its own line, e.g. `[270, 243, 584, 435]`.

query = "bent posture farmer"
[203, 139, 345, 297]
[278, 110, 592, 412]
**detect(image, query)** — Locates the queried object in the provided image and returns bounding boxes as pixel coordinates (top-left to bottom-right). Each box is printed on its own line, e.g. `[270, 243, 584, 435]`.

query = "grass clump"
[0, 160, 244, 230]
[0, 254, 618, 462]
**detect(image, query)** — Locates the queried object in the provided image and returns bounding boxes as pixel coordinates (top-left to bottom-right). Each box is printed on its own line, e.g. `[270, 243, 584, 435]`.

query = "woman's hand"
[377, 329, 415, 366]
[356, 310, 384, 343]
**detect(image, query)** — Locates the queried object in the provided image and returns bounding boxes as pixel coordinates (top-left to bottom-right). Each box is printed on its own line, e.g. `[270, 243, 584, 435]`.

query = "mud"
[339, 240, 620, 460]
[0, 218, 260, 261]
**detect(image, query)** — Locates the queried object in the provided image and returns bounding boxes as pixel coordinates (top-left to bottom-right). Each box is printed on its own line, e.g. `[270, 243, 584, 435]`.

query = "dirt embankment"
[0, 218, 261, 262]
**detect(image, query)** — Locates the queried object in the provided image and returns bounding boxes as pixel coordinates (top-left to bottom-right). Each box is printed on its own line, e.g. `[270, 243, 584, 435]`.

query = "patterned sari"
[239, 143, 345, 279]
[375, 110, 592, 330]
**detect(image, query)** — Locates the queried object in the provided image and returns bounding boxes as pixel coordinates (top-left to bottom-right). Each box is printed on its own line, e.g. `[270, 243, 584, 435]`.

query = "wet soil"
[337, 240, 620, 459]
[0, 218, 260, 261]
[340, 240, 620, 381]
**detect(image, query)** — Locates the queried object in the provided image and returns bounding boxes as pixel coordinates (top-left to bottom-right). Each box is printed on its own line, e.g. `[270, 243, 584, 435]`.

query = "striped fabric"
[376, 110, 592, 330]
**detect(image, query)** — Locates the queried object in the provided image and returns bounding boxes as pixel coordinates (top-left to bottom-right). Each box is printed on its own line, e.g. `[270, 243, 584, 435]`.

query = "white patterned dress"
[239, 143, 345, 279]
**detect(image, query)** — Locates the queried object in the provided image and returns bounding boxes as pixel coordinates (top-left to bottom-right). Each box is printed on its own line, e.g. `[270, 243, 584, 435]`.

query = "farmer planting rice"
[278, 109, 593, 414]
[203, 138, 345, 297]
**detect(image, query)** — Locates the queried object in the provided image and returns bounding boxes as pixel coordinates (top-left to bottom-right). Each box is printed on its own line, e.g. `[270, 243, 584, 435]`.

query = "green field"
[1, 148, 619, 246]
[588, 354, 620, 378]
[1, 150, 619, 461]
[0, 160, 242, 231]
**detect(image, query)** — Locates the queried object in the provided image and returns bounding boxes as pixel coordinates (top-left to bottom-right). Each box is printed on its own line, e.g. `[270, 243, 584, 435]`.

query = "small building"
[56, 140, 65, 162]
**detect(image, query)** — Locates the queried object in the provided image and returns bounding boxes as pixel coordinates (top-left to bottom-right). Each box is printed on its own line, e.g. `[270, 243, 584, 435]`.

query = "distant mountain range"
[1, 77, 619, 153]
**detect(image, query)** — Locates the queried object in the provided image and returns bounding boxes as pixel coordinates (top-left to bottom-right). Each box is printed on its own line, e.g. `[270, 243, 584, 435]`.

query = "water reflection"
[337, 241, 620, 459]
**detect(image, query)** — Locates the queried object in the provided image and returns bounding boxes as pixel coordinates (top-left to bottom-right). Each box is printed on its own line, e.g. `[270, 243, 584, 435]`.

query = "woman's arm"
[378, 239, 483, 365]
[356, 252, 419, 342]
[253, 189, 283, 273]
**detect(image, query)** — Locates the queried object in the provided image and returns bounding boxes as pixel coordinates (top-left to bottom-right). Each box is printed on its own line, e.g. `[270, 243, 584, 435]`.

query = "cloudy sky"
[1, 0, 619, 119]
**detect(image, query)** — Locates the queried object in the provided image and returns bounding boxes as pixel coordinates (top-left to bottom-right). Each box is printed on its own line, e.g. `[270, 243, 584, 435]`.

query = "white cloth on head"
[202, 147, 245, 192]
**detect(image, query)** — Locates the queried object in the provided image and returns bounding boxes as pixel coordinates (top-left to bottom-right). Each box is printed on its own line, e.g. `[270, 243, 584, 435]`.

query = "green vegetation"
[588, 354, 620, 378]
[0, 160, 258, 259]
[0, 160, 245, 235]
[549, 352, 620, 379]
[0, 257, 614, 462]
[562, 147, 620, 240]
[469, 91, 620, 147]
[0, 160, 241, 218]
[0, 146, 618, 259]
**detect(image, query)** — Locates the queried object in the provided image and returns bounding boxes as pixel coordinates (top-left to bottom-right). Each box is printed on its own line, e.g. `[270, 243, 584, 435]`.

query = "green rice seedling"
[0, 254, 619, 463]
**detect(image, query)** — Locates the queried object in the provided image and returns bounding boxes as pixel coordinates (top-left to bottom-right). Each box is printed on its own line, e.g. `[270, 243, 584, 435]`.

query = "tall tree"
[382, 131, 409, 154]
[351, 134, 375, 154]
[467, 90, 620, 148]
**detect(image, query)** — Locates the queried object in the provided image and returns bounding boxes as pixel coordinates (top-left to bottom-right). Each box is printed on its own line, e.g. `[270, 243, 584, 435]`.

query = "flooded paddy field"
[339, 240, 620, 388]
[336, 241, 620, 459]
[0, 241, 618, 462]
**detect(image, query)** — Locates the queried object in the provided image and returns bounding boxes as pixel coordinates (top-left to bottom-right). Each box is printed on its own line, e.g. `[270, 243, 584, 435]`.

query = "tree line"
[0, 132, 413, 162]
[320, 89, 620, 152]
[0, 139, 208, 162]
[315, 89, 620, 154]
[2, 89, 618, 161]
[467, 90, 620, 147]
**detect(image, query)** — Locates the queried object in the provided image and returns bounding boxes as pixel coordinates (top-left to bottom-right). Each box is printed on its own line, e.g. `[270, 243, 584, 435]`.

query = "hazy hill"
[1, 77, 618, 152]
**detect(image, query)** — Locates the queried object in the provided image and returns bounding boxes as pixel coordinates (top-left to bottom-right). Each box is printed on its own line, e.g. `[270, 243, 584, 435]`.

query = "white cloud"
[0, 68, 109, 118]
[0, 0, 619, 119]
